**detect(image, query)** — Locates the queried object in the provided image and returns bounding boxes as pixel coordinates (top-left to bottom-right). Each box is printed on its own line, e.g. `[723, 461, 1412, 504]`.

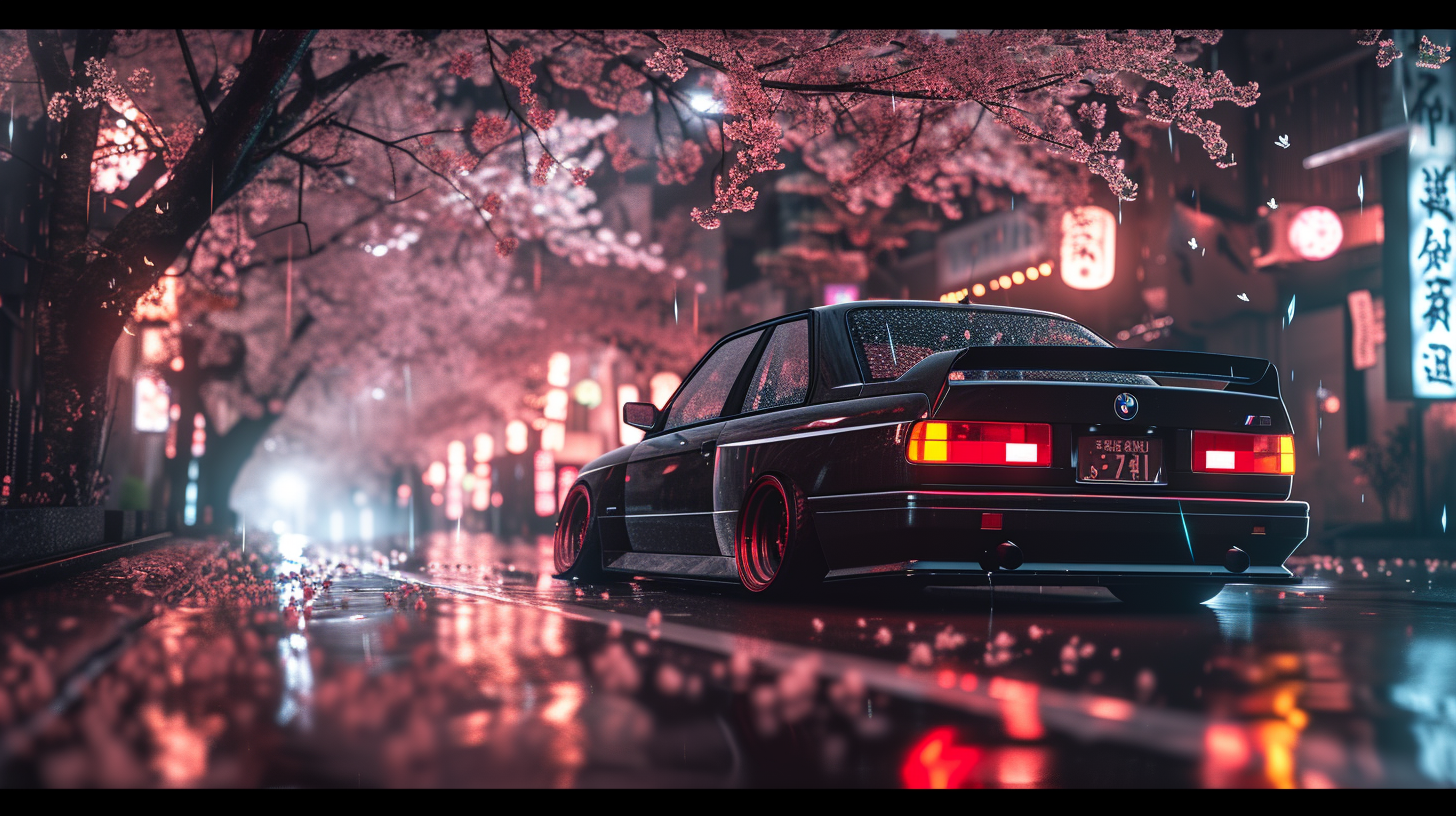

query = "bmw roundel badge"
[1113, 392, 1138, 421]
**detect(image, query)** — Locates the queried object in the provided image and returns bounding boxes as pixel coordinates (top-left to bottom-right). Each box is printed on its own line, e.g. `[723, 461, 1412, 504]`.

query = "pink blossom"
[532, 154, 554, 186]
[447, 52, 476, 79]
[470, 113, 511, 151]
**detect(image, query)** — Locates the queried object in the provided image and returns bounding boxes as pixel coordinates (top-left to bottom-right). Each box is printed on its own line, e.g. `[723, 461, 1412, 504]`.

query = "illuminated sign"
[505, 420, 529, 454]
[649, 372, 681, 408]
[1401, 41, 1456, 400]
[1287, 206, 1344, 261]
[446, 440, 466, 520]
[557, 466, 579, 511]
[937, 209, 1045, 290]
[1060, 206, 1116, 290]
[546, 352, 571, 387]
[618, 384, 645, 445]
[471, 463, 491, 511]
[133, 374, 170, 432]
[473, 432, 494, 463]
[533, 450, 557, 516]
[1348, 289, 1385, 371]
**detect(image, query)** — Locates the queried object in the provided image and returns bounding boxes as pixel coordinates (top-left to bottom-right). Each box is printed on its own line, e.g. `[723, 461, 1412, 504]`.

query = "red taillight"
[907, 421, 1052, 466]
[1192, 431, 1294, 474]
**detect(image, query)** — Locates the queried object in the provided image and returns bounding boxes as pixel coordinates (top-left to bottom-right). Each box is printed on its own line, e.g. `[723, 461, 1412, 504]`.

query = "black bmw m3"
[554, 301, 1308, 608]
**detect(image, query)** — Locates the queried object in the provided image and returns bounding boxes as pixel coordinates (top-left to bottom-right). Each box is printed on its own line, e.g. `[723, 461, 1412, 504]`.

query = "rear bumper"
[808, 489, 1308, 583]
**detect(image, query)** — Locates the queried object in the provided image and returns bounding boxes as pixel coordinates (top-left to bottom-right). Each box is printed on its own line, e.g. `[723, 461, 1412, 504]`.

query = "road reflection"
[10, 534, 1451, 787]
[344, 530, 1453, 787]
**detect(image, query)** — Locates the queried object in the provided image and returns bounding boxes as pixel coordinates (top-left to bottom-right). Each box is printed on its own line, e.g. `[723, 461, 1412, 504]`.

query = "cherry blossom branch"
[482, 30, 563, 169]
[254, 159, 313, 253]
[327, 118, 502, 241]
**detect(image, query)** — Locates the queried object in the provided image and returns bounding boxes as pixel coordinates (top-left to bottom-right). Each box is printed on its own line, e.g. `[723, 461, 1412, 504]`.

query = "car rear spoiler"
[947, 345, 1282, 396]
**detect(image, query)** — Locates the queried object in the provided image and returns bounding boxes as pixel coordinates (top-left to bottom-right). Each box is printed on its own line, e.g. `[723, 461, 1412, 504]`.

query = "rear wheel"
[1108, 583, 1223, 608]
[554, 484, 606, 582]
[736, 475, 826, 598]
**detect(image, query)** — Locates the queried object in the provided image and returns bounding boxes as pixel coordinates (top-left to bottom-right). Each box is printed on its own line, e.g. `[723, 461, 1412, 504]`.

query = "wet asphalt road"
[2, 531, 1455, 787]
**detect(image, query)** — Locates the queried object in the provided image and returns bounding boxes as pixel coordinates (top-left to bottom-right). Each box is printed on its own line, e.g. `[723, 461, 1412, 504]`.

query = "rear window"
[848, 306, 1108, 382]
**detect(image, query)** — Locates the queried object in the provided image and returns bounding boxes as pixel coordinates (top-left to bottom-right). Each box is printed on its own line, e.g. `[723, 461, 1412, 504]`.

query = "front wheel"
[554, 483, 607, 582]
[736, 475, 826, 599]
[1108, 583, 1223, 609]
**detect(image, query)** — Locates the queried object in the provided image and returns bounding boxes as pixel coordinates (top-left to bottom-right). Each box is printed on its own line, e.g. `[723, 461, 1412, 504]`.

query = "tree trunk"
[18, 29, 316, 506]
[196, 412, 280, 531]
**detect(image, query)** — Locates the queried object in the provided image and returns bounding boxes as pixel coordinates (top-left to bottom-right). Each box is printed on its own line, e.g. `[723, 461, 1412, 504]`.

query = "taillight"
[907, 421, 1052, 466]
[1192, 431, 1294, 474]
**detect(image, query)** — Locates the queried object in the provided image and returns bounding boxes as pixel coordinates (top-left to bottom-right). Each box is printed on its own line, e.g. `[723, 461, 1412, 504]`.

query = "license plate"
[1077, 437, 1164, 483]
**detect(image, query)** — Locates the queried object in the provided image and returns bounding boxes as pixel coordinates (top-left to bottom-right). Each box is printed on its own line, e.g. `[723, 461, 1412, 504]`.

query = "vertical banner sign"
[1348, 289, 1386, 371]
[1409, 50, 1456, 399]
[1060, 206, 1117, 291]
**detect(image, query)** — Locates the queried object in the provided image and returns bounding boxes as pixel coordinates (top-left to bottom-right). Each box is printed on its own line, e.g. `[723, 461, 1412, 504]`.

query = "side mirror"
[622, 402, 659, 431]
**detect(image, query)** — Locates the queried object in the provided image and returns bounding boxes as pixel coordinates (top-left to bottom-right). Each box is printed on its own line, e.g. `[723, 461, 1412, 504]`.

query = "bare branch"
[176, 29, 216, 130]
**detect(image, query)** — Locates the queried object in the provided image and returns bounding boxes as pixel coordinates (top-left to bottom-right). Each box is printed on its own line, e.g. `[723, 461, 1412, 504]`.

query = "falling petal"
[1444, 505, 1448, 533]
[155, 204, 163, 214]
[1287, 294, 1297, 325]
[1188, 237, 1199, 250]
[143, 256, 154, 266]
[1237, 293, 1249, 302]
[1275, 134, 1290, 149]
[1267, 198, 1278, 210]
[123, 326, 135, 335]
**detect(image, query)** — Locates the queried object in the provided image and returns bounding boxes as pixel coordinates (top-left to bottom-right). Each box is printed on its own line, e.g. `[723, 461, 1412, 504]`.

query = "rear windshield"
[847, 306, 1110, 382]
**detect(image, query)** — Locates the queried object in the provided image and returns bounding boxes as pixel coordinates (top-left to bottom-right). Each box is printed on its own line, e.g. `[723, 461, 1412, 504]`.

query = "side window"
[744, 319, 810, 412]
[664, 330, 763, 430]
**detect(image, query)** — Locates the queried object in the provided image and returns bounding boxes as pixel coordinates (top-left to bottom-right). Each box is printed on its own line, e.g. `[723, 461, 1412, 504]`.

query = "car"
[553, 301, 1307, 607]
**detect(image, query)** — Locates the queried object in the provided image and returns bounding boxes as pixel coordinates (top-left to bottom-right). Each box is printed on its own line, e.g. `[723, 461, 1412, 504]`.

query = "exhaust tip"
[1225, 546, 1250, 574]
[996, 541, 1023, 571]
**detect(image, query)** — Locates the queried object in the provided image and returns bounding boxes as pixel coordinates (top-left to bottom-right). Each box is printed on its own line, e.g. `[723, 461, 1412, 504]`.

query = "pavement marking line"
[384, 567, 1212, 761]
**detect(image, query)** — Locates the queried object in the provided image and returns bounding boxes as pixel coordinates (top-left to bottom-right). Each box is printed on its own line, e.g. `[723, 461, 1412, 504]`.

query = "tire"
[1108, 583, 1224, 608]
[735, 475, 827, 598]
[554, 483, 607, 582]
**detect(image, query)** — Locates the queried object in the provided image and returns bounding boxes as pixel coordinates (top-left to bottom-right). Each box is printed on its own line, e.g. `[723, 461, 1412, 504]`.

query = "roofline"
[810, 299, 1083, 325]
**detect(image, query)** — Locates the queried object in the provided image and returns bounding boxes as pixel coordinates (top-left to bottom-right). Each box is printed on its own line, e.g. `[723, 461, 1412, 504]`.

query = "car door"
[625, 329, 765, 555]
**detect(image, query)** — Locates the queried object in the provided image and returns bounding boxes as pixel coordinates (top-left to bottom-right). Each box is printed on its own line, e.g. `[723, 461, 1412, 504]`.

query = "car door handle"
[700, 440, 717, 459]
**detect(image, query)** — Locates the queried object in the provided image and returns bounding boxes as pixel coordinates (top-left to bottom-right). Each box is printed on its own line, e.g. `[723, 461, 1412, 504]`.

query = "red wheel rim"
[554, 484, 591, 574]
[737, 477, 789, 592]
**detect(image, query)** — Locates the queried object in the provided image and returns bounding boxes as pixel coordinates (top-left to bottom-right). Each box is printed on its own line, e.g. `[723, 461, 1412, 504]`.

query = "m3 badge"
[1113, 392, 1138, 421]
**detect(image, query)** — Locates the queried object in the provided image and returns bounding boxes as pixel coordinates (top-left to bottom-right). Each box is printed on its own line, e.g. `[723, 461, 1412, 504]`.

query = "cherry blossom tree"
[0, 28, 1258, 508]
